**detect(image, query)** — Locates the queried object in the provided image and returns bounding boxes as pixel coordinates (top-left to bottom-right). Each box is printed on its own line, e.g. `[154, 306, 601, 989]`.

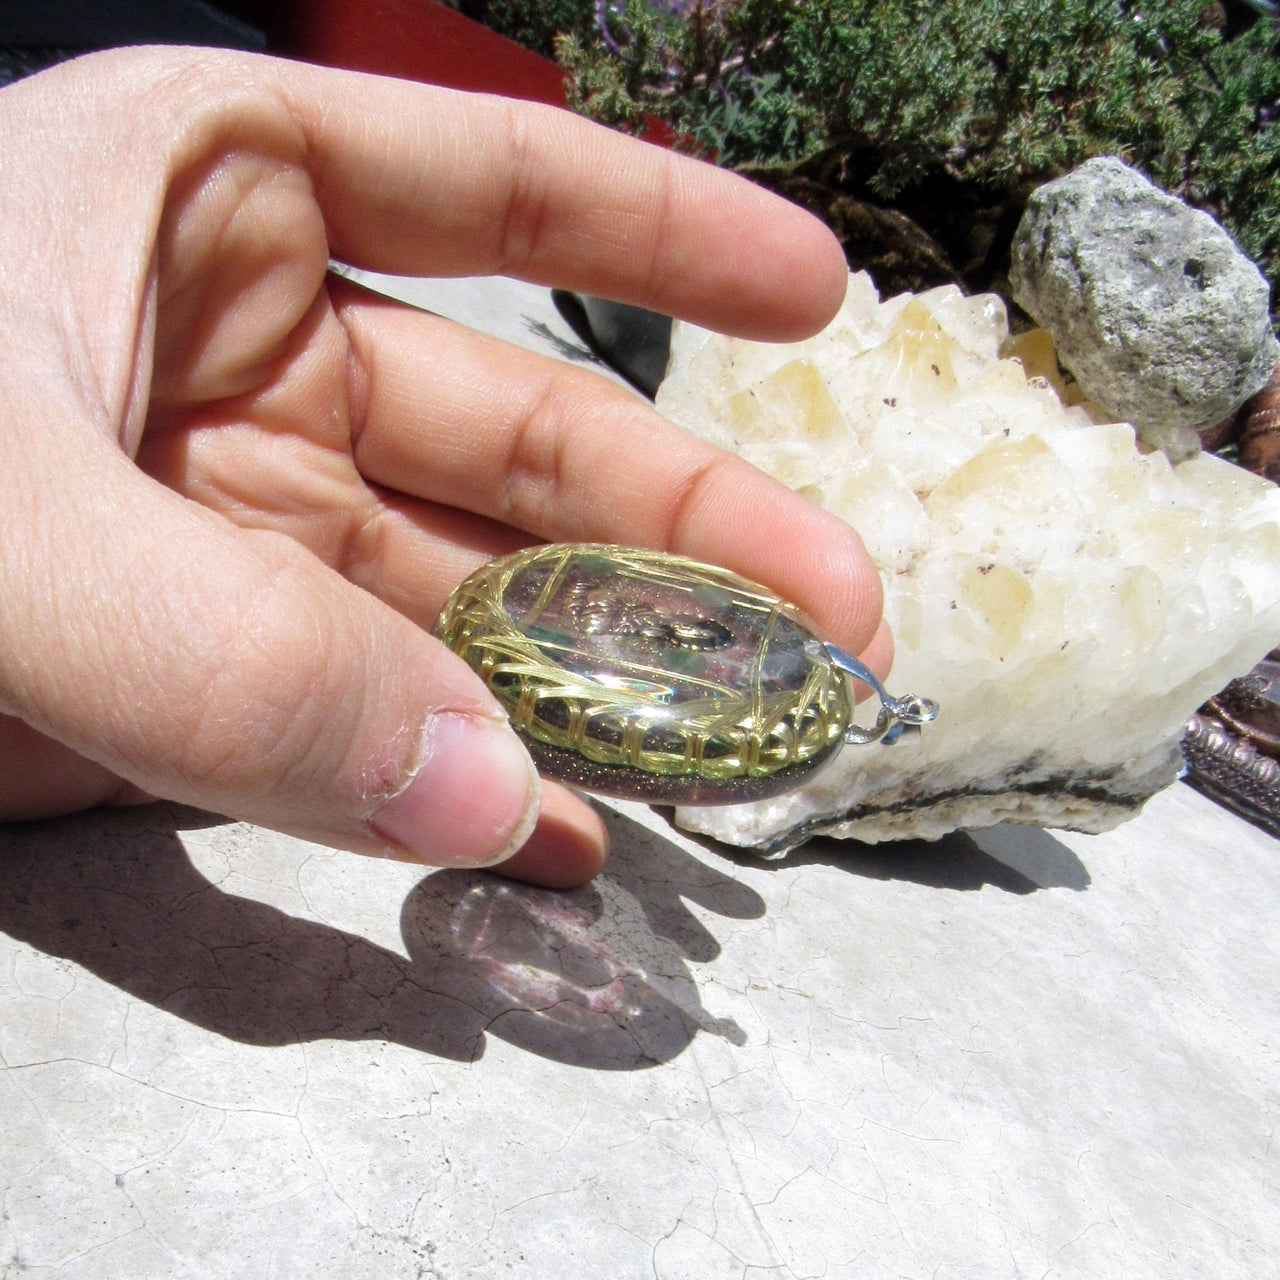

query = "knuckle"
[495, 106, 550, 276]
[495, 373, 569, 527]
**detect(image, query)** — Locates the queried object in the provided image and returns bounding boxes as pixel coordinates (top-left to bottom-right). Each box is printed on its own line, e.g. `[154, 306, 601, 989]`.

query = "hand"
[0, 47, 887, 886]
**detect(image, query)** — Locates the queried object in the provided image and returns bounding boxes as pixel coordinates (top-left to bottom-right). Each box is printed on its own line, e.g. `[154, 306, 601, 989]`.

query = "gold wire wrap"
[436, 545, 852, 800]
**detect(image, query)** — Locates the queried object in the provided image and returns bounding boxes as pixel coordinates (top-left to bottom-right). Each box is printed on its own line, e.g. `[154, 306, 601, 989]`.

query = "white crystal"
[657, 273, 1280, 852]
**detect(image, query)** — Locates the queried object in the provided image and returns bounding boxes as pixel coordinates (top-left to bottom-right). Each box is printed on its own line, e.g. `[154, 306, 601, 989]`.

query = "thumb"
[0, 452, 540, 869]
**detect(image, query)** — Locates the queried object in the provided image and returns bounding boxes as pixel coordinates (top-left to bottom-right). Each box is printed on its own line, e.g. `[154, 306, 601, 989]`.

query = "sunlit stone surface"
[657, 272, 1280, 852]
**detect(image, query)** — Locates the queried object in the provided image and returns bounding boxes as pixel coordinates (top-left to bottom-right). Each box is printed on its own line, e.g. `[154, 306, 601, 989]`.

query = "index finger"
[274, 59, 847, 341]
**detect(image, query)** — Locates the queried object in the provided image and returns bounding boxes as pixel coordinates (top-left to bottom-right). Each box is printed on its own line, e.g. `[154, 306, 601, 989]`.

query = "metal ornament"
[436, 544, 938, 804]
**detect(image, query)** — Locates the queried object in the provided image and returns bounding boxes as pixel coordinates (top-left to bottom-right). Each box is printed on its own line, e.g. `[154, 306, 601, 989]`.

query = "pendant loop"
[822, 644, 940, 746]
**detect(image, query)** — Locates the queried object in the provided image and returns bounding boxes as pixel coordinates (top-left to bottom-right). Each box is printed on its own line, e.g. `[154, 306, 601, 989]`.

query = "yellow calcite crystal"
[656, 272, 1280, 850]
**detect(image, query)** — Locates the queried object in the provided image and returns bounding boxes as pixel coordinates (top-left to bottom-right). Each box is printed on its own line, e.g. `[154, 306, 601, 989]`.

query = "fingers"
[0, 413, 541, 870]
[263, 54, 849, 340]
[8, 46, 845, 406]
[0, 716, 151, 819]
[337, 287, 885, 662]
[855, 621, 896, 701]
[492, 785, 610, 890]
[0, 45, 865, 892]
[0, 709, 607, 890]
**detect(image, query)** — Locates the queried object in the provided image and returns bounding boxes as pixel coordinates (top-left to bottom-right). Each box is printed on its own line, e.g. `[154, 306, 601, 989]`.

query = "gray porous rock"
[1009, 157, 1279, 448]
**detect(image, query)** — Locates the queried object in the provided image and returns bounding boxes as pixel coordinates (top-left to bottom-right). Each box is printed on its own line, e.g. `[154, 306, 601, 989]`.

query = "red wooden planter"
[285, 0, 569, 106]
[282, 0, 680, 145]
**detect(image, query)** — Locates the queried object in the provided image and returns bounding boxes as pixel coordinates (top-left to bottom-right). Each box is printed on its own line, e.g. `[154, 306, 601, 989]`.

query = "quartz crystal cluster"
[656, 272, 1280, 852]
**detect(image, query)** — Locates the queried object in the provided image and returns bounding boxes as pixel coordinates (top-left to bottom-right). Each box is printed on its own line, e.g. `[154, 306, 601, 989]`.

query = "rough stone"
[655, 272, 1280, 853]
[1008, 156, 1278, 451]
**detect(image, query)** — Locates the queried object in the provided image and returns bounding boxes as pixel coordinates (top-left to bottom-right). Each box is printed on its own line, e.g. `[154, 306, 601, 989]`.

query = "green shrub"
[458, 1, 1280, 324]
[443, 2, 596, 60]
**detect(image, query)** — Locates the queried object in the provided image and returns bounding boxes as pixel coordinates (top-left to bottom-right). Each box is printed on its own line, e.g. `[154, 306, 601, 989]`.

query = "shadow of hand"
[0, 803, 763, 1070]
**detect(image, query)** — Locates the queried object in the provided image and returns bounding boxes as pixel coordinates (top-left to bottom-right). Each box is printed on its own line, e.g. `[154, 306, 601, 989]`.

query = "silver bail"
[822, 643, 939, 746]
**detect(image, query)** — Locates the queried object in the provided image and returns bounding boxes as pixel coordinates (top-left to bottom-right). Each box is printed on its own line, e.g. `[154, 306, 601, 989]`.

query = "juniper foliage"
[456, 1, 1280, 321]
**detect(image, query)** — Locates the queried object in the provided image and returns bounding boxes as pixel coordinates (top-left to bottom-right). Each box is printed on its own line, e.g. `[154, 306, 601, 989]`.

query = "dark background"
[0, 1, 294, 84]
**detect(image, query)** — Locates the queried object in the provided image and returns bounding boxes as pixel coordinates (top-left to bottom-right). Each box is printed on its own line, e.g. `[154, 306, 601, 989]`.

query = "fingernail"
[370, 714, 540, 868]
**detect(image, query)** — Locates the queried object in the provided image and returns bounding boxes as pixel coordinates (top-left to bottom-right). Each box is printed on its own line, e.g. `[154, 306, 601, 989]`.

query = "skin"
[0, 47, 889, 889]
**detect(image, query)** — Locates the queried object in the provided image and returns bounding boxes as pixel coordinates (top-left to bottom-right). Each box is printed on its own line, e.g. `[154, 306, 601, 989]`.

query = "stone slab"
[0, 784, 1275, 1278]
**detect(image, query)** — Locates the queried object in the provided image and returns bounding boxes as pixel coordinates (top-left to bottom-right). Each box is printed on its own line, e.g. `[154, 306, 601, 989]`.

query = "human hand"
[0, 47, 887, 886]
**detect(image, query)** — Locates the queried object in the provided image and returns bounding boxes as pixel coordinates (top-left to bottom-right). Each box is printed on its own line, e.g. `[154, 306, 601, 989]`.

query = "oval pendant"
[435, 544, 936, 804]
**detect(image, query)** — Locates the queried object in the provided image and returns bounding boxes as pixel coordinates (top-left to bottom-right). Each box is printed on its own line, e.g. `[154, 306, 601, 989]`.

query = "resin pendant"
[436, 544, 937, 804]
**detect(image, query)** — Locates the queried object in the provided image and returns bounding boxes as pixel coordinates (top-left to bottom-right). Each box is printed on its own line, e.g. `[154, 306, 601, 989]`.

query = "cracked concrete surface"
[2, 783, 1275, 1278]
[1, 279, 1277, 1278]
